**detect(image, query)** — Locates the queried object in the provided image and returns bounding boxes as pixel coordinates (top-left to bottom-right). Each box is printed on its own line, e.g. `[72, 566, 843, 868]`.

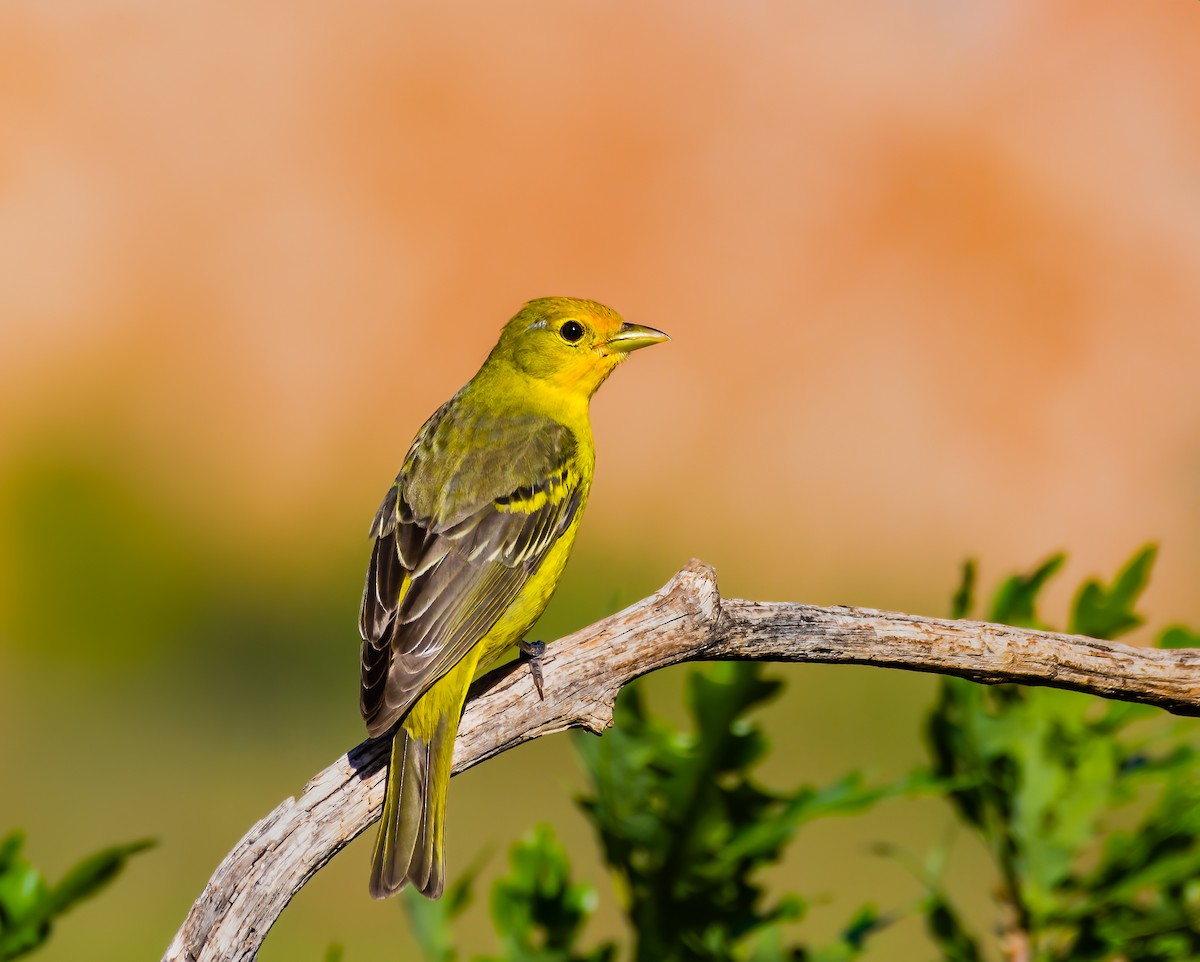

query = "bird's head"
[490, 296, 669, 399]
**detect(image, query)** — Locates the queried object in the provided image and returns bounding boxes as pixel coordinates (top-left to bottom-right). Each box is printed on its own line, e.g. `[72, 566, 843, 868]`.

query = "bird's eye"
[559, 320, 585, 343]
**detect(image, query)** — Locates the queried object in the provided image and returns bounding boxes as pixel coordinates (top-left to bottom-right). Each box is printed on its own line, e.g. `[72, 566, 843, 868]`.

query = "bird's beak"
[605, 322, 671, 354]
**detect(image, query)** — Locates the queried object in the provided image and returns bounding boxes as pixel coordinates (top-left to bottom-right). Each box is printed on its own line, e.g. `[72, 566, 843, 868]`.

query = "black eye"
[559, 320, 585, 343]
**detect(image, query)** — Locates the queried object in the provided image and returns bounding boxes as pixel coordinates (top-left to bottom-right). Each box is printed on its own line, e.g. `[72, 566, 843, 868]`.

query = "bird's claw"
[518, 639, 546, 700]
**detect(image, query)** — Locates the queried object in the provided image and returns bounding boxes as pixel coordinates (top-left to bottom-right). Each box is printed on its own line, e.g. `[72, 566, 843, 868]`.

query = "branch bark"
[163, 559, 1200, 962]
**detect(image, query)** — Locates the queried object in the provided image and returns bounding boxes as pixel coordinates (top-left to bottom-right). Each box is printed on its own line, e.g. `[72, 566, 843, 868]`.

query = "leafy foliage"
[0, 831, 152, 960]
[485, 825, 614, 962]
[926, 545, 1200, 960]
[1159, 624, 1200, 649]
[407, 663, 927, 962]
[985, 552, 1065, 629]
[398, 543, 1199, 962]
[576, 663, 932, 962]
[404, 826, 613, 962]
[1068, 544, 1157, 639]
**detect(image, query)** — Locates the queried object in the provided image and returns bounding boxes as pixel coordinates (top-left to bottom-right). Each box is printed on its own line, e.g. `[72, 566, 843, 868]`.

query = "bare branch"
[163, 559, 1200, 961]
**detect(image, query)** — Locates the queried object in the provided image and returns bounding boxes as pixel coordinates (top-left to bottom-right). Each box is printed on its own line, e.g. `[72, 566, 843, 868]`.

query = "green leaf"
[0, 832, 48, 925]
[924, 546, 1200, 961]
[923, 893, 983, 962]
[0, 834, 22, 870]
[839, 904, 883, 947]
[1158, 624, 1200, 649]
[950, 559, 976, 619]
[484, 824, 613, 962]
[988, 553, 1065, 628]
[0, 832, 51, 961]
[0, 833, 151, 961]
[576, 664, 921, 961]
[1068, 544, 1157, 640]
[45, 838, 155, 917]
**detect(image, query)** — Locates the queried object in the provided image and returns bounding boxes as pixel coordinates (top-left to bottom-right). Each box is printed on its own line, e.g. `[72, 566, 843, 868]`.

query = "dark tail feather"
[369, 714, 456, 899]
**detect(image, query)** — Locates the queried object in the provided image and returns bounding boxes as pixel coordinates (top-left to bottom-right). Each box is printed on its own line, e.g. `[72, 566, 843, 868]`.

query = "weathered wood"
[163, 559, 1200, 961]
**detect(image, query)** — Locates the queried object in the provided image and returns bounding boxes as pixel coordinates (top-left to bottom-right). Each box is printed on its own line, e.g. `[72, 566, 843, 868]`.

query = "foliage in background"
[10, 538, 1187, 961]
[575, 665, 942, 962]
[923, 545, 1200, 960]
[404, 545, 1200, 962]
[0, 831, 152, 960]
[407, 826, 614, 962]
[406, 662, 934, 962]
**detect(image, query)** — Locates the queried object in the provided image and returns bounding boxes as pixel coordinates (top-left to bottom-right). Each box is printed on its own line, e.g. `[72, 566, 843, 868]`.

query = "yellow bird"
[359, 297, 669, 898]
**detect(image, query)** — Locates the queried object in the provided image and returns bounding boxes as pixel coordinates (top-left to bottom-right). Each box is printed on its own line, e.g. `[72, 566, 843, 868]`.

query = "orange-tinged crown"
[483, 297, 669, 399]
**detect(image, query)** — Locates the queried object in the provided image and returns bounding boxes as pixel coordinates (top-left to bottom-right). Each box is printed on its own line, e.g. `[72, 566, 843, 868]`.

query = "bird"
[358, 296, 669, 899]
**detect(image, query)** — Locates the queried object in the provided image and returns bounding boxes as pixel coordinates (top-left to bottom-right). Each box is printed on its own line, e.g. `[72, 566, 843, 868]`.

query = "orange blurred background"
[2, 3, 1199, 959]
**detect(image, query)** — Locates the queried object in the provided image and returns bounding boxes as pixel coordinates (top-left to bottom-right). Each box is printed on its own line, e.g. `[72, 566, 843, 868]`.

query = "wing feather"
[359, 408, 584, 738]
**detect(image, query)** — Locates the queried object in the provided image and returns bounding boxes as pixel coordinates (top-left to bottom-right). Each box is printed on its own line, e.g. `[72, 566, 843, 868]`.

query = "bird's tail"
[369, 710, 459, 899]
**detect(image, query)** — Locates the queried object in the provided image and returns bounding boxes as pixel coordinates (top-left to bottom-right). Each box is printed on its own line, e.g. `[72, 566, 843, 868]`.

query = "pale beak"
[605, 322, 671, 354]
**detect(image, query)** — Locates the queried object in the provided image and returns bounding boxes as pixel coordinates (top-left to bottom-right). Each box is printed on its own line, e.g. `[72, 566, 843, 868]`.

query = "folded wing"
[359, 408, 582, 738]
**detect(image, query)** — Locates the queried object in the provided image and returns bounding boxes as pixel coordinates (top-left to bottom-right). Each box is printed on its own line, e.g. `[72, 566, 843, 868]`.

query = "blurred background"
[2, 1, 1199, 958]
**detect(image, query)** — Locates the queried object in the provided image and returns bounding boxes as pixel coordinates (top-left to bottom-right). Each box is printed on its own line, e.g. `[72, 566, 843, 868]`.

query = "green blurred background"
[2, 2, 1199, 959]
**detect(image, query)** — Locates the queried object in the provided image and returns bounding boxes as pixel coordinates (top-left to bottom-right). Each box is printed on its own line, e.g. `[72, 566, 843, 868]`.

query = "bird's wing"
[359, 408, 584, 737]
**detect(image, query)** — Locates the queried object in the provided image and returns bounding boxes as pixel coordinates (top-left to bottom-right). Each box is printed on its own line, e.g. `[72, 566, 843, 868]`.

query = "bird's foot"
[518, 639, 546, 700]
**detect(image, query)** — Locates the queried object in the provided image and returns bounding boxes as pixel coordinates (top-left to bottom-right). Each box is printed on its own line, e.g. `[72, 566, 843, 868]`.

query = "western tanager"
[358, 296, 669, 899]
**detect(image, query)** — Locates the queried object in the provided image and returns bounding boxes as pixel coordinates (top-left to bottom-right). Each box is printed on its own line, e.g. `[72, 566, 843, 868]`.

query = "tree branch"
[163, 559, 1200, 961]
